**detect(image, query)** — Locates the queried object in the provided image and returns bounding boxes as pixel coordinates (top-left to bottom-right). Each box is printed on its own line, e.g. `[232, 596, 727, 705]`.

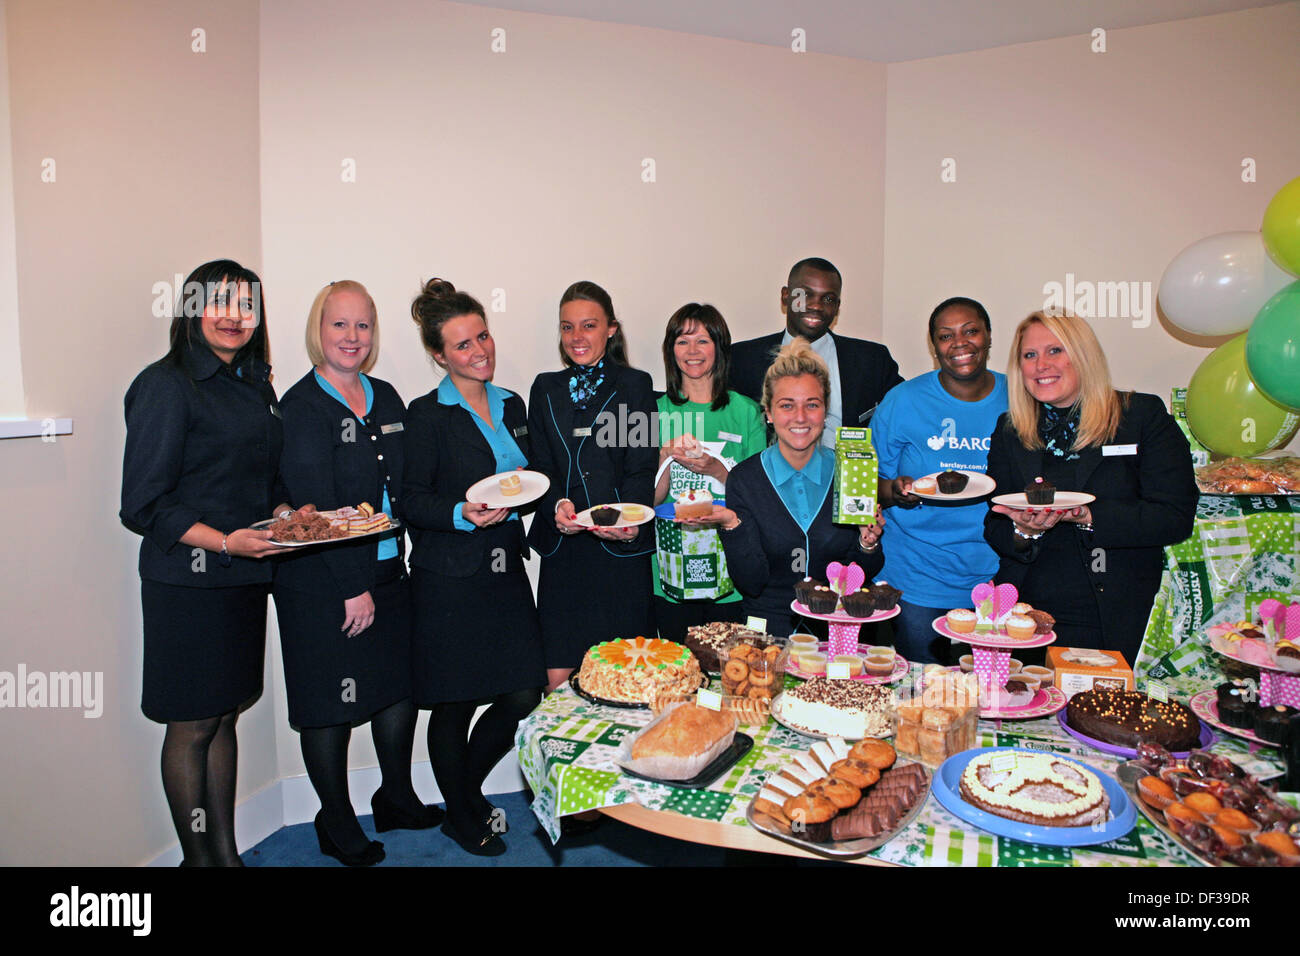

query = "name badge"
[718, 431, 742, 444]
[1102, 443, 1137, 456]
[572, 427, 592, 438]
[512, 425, 529, 438]
[380, 422, 404, 434]
[269, 404, 282, 419]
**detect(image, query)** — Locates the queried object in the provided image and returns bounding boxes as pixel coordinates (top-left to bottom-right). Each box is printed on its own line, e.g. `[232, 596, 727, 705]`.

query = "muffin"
[1026, 608, 1056, 634]
[840, 590, 875, 617]
[1004, 615, 1037, 640]
[590, 505, 621, 526]
[1254, 704, 1295, 744]
[936, 470, 969, 494]
[868, 583, 902, 611]
[1215, 682, 1254, 730]
[912, 477, 938, 495]
[805, 585, 838, 614]
[794, 579, 825, 607]
[946, 609, 977, 634]
[1025, 476, 1056, 504]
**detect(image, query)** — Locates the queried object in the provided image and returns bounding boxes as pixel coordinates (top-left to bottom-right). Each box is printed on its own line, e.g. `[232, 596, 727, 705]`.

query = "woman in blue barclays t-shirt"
[872, 297, 1007, 664]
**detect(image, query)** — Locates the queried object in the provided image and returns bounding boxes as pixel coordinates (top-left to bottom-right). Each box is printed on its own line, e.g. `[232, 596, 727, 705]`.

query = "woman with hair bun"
[702, 338, 884, 638]
[403, 278, 545, 857]
[273, 280, 433, 868]
[984, 311, 1197, 662]
[527, 281, 658, 691]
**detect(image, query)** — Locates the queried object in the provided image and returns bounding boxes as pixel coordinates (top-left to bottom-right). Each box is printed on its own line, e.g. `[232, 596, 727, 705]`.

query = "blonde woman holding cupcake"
[983, 312, 1197, 662]
[697, 339, 884, 638]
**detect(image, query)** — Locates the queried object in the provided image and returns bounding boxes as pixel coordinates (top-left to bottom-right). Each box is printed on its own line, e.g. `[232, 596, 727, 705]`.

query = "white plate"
[909, 470, 996, 501]
[465, 469, 550, 509]
[991, 491, 1096, 512]
[573, 502, 655, 529]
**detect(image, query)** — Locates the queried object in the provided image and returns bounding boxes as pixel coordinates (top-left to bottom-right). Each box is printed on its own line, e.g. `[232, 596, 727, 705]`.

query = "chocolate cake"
[936, 470, 969, 494]
[590, 505, 620, 526]
[1065, 688, 1201, 751]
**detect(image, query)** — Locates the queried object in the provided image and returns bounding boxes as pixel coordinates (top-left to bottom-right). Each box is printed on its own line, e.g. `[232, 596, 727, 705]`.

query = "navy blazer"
[273, 371, 407, 599]
[121, 341, 284, 586]
[720, 452, 883, 638]
[402, 385, 533, 577]
[729, 330, 903, 427]
[983, 392, 1197, 657]
[525, 363, 658, 558]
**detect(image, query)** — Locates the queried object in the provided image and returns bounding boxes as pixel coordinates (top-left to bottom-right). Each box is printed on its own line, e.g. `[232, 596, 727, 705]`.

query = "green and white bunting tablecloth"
[514, 669, 1287, 867]
[1137, 494, 1300, 692]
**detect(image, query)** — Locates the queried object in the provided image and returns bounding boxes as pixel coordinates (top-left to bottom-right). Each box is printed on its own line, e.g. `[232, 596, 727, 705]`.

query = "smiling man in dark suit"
[729, 257, 903, 446]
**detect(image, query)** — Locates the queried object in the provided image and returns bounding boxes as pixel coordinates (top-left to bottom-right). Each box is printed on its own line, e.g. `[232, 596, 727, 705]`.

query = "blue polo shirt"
[760, 444, 834, 531]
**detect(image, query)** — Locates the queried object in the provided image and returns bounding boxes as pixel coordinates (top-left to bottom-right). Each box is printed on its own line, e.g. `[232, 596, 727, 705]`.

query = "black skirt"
[537, 534, 654, 670]
[411, 564, 546, 705]
[273, 561, 413, 728]
[141, 580, 268, 723]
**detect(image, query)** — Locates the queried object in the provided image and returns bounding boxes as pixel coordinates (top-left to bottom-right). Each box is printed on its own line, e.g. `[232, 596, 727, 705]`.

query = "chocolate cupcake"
[868, 583, 903, 611]
[936, 470, 969, 494]
[794, 579, 825, 607]
[840, 590, 875, 617]
[590, 505, 620, 526]
[1254, 704, 1295, 744]
[805, 585, 839, 614]
[1026, 608, 1056, 634]
[1025, 476, 1056, 504]
[1216, 682, 1254, 730]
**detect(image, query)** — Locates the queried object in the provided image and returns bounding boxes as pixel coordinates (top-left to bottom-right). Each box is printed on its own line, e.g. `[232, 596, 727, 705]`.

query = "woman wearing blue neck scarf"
[984, 312, 1196, 663]
[701, 339, 884, 638]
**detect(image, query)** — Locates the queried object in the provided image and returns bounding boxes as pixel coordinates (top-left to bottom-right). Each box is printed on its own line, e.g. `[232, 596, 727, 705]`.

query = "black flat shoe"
[442, 818, 507, 857]
[371, 788, 445, 832]
[315, 812, 385, 867]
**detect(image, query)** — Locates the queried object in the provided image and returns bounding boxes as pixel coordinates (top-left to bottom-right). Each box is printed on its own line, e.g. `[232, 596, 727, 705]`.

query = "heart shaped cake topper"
[826, 561, 866, 597]
[992, 583, 1020, 621]
[971, 582, 994, 607]
[1258, 599, 1285, 642]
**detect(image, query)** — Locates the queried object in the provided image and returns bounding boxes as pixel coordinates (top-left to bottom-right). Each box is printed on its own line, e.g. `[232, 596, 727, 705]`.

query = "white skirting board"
[145, 751, 527, 867]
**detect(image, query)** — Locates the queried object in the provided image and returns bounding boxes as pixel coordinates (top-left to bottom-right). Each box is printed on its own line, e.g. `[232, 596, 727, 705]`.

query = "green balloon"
[1187, 334, 1299, 456]
[1245, 281, 1300, 411]
[1262, 175, 1300, 276]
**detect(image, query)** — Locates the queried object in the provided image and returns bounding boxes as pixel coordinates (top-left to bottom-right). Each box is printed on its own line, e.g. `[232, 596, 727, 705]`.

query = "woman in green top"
[654, 303, 768, 643]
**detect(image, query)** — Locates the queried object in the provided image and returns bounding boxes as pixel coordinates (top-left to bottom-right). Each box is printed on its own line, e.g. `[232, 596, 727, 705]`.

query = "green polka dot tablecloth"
[514, 669, 1287, 865]
[1137, 494, 1299, 694]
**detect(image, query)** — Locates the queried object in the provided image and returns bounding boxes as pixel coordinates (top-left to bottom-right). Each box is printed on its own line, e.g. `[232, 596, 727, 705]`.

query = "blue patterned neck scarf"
[1038, 402, 1081, 460]
[567, 358, 606, 410]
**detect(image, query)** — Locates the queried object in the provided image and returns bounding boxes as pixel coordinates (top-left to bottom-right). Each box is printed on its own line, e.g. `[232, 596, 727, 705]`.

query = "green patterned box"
[834, 427, 878, 524]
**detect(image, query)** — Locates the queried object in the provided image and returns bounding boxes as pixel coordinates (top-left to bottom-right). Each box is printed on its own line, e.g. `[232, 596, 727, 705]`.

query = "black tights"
[300, 697, 422, 856]
[428, 688, 541, 834]
[161, 710, 241, 867]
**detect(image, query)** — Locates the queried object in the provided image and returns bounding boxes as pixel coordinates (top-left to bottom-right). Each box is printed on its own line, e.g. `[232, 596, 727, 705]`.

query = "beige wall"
[883, 2, 1300, 426]
[0, 0, 268, 864]
[258, 0, 887, 778]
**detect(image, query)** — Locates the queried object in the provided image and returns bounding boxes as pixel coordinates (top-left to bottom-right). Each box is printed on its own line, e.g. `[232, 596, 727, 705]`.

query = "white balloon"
[1158, 231, 1293, 336]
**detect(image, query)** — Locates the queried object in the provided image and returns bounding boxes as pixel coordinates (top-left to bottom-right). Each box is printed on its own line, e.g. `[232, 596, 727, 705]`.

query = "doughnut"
[729, 644, 759, 662]
[763, 645, 782, 663]
[747, 686, 770, 700]
[808, 777, 862, 809]
[783, 793, 837, 824]
[723, 659, 750, 683]
[748, 667, 775, 687]
[830, 758, 880, 789]
[849, 739, 897, 769]
[732, 680, 750, 697]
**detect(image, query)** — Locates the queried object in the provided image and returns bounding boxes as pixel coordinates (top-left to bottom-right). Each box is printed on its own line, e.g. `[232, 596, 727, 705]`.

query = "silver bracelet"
[1076, 521, 1094, 532]
[1013, 525, 1044, 541]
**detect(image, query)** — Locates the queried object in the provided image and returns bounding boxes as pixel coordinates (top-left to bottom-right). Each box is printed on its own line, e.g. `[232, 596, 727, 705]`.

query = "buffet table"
[1137, 493, 1300, 689]
[515, 668, 1287, 867]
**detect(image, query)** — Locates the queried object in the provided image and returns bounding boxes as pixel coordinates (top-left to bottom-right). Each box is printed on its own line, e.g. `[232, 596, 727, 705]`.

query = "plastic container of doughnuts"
[719, 632, 789, 710]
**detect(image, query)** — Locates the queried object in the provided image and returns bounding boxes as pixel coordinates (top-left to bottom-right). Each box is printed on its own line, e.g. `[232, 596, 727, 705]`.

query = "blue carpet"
[242, 790, 844, 867]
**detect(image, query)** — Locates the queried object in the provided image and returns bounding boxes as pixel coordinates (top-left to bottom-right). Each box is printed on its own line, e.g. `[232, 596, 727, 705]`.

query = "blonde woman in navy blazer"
[403, 279, 545, 857]
[527, 281, 658, 691]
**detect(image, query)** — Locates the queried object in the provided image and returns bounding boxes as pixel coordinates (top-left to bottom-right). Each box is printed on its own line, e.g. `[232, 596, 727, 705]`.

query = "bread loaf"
[631, 704, 735, 759]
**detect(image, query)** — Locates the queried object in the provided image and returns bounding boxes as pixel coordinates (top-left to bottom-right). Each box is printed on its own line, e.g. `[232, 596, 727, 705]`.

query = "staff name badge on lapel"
[1102, 443, 1137, 457]
[572, 427, 592, 438]
[269, 403, 282, 419]
[380, 422, 404, 435]
[512, 425, 528, 438]
[718, 431, 742, 444]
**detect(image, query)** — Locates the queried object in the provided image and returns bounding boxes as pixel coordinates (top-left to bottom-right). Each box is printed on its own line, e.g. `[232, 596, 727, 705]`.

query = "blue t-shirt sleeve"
[871, 391, 903, 477]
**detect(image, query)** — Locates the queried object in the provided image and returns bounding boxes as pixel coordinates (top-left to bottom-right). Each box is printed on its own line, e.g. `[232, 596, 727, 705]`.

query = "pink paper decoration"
[826, 561, 866, 597]
[1260, 671, 1300, 709]
[1284, 604, 1300, 644]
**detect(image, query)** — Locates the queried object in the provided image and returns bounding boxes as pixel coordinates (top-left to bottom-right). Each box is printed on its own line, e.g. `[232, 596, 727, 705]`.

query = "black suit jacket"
[273, 371, 407, 599]
[729, 330, 902, 427]
[401, 385, 533, 578]
[525, 364, 658, 558]
[983, 392, 1197, 659]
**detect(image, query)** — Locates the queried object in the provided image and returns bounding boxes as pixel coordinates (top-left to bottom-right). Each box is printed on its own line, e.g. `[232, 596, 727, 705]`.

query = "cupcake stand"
[931, 583, 1067, 722]
[790, 561, 900, 653]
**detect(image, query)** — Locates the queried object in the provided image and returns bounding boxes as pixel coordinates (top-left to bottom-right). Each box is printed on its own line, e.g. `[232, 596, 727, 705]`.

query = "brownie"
[1025, 476, 1056, 504]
